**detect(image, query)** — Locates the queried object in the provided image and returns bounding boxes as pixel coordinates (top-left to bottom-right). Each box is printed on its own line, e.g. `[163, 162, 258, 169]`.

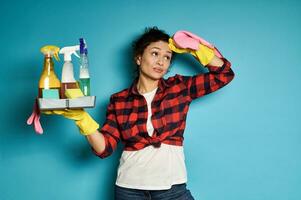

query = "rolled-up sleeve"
[176, 57, 235, 100]
[93, 95, 121, 159]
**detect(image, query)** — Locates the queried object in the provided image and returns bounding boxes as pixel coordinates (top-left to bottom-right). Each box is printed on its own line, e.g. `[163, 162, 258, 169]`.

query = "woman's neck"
[136, 75, 159, 94]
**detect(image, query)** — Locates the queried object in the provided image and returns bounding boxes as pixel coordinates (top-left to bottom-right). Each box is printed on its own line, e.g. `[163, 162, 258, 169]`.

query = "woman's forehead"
[147, 41, 171, 53]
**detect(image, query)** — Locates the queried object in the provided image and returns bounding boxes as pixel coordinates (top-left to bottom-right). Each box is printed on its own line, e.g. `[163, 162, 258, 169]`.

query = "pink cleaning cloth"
[173, 30, 223, 58]
[27, 99, 43, 134]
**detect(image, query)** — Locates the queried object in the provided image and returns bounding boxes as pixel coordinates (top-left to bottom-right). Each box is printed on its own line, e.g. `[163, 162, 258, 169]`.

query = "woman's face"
[136, 40, 172, 81]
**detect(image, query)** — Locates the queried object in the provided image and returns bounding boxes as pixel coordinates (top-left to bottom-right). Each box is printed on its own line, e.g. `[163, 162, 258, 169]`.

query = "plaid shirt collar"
[129, 76, 172, 96]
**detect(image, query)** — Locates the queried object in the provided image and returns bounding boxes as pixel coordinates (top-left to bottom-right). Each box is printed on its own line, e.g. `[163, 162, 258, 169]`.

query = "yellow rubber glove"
[43, 89, 99, 136]
[46, 109, 99, 135]
[169, 38, 215, 66]
[168, 38, 190, 54]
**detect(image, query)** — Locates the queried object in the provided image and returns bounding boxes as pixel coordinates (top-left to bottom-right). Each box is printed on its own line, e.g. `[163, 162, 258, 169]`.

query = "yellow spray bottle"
[38, 45, 61, 98]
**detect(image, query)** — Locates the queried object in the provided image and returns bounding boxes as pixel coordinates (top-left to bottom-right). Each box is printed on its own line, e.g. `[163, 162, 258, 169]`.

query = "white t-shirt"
[115, 87, 187, 190]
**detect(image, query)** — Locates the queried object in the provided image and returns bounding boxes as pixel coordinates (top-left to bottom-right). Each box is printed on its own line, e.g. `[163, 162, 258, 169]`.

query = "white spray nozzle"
[59, 45, 80, 61]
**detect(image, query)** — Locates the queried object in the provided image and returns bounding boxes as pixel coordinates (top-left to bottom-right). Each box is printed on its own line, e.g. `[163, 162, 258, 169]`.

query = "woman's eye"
[164, 56, 171, 60]
[152, 52, 158, 56]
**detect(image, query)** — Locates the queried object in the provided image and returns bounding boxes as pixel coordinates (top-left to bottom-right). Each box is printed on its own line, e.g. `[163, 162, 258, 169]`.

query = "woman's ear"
[136, 56, 141, 66]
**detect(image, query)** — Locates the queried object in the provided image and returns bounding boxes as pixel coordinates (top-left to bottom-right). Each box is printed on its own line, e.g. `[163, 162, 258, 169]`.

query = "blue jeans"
[115, 183, 195, 200]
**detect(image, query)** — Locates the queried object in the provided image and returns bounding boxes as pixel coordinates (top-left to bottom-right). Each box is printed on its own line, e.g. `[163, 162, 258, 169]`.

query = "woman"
[51, 27, 234, 199]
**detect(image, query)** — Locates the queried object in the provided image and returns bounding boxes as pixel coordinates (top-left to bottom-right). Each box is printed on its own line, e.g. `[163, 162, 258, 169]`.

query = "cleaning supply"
[169, 38, 215, 66]
[27, 99, 43, 134]
[65, 88, 84, 98]
[38, 45, 61, 98]
[172, 30, 223, 58]
[59, 45, 80, 98]
[79, 38, 90, 96]
[194, 44, 215, 66]
[42, 89, 60, 99]
[44, 109, 99, 135]
[28, 45, 60, 134]
[43, 88, 99, 135]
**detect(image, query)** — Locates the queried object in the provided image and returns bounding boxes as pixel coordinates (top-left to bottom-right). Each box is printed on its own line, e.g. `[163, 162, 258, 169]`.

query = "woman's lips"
[153, 67, 163, 73]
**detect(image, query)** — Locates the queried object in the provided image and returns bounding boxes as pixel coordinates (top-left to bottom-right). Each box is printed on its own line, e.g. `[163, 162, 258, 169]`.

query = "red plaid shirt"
[95, 58, 234, 158]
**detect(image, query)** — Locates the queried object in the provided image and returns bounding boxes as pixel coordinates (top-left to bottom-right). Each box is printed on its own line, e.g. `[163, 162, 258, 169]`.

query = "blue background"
[1, 0, 300, 199]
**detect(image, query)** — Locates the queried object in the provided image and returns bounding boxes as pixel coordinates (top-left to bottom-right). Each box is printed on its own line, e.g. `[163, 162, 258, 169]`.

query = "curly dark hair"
[132, 27, 174, 76]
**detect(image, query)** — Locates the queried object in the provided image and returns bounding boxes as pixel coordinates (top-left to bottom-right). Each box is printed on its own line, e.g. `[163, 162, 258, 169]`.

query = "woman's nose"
[157, 57, 164, 66]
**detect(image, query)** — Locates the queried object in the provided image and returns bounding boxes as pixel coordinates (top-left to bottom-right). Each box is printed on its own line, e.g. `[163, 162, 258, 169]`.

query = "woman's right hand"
[43, 109, 99, 136]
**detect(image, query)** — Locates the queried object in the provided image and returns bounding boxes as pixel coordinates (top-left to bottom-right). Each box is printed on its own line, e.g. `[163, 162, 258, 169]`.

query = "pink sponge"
[173, 30, 223, 58]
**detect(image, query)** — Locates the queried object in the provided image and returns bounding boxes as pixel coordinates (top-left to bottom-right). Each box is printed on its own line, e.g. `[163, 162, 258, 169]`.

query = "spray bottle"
[79, 38, 90, 96]
[39, 45, 61, 98]
[59, 45, 80, 98]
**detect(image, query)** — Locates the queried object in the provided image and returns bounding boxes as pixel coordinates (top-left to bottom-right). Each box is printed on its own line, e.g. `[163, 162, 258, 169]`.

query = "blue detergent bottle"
[79, 38, 90, 96]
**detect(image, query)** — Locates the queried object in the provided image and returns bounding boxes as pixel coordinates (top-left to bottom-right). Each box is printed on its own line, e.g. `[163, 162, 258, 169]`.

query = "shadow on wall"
[95, 144, 123, 200]
[114, 33, 141, 87]
[94, 38, 133, 200]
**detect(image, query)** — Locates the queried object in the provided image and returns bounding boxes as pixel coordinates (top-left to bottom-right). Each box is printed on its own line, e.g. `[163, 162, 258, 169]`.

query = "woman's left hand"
[168, 38, 191, 54]
[168, 37, 215, 66]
